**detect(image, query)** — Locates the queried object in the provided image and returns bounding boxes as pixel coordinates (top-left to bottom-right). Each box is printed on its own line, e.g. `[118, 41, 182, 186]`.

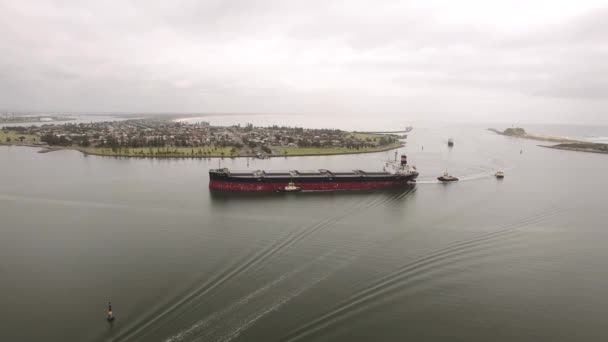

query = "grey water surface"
[1, 125, 607, 341]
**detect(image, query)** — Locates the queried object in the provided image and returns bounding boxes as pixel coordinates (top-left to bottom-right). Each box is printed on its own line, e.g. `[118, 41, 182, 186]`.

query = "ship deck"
[224, 169, 393, 179]
[209, 167, 418, 191]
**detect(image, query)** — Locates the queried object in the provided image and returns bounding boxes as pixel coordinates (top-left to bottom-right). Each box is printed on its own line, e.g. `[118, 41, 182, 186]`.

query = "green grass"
[76, 146, 241, 157]
[74, 143, 401, 158]
[347, 132, 387, 141]
[0, 130, 38, 144]
[270, 142, 401, 155]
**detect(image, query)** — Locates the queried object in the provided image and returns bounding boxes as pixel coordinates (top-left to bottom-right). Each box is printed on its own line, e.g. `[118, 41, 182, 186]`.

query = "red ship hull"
[209, 179, 414, 192]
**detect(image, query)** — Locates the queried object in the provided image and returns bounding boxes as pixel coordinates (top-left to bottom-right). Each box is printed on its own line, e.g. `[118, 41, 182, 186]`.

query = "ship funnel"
[400, 155, 407, 166]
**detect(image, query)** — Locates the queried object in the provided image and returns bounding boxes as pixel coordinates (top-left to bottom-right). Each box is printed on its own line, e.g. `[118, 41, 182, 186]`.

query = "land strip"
[1, 114, 76, 124]
[488, 127, 584, 143]
[539, 143, 608, 154]
[489, 127, 607, 155]
[2, 119, 405, 158]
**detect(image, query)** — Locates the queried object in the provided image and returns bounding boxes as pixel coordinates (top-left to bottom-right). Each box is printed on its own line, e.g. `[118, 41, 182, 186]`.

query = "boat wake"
[281, 205, 566, 341]
[415, 167, 514, 184]
[214, 270, 334, 342]
[102, 189, 415, 342]
[164, 255, 348, 342]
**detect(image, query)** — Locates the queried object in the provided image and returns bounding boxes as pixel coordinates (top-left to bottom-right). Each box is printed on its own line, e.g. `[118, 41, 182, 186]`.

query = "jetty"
[356, 127, 413, 134]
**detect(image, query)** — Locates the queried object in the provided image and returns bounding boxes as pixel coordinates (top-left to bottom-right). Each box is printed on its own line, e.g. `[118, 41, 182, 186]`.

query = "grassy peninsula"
[2, 119, 404, 158]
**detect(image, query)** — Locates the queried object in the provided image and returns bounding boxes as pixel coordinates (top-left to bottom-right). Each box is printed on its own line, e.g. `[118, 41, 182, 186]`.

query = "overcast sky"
[1, 0, 606, 123]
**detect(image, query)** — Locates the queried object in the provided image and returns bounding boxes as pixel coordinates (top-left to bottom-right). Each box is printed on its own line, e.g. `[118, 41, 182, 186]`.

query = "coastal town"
[0, 118, 403, 157]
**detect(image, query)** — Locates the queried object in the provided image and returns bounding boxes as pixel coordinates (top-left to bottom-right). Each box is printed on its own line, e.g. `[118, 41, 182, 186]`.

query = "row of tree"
[40, 134, 71, 146]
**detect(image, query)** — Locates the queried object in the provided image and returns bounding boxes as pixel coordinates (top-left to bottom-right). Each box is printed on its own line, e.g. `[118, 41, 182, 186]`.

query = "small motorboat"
[107, 301, 115, 322]
[280, 181, 302, 192]
[495, 170, 505, 179]
[438, 171, 459, 182]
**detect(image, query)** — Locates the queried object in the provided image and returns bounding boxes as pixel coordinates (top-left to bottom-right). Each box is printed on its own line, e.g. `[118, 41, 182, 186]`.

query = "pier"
[355, 127, 413, 134]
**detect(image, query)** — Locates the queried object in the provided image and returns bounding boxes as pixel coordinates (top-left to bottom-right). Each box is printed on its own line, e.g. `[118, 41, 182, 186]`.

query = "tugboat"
[280, 181, 302, 193]
[495, 170, 505, 179]
[448, 138, 454, 147]
[106, 302, 115, 322]
[438, 170, 459, 182]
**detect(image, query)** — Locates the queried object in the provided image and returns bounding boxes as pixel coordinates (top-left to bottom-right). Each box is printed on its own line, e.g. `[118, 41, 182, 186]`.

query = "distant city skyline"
[1, 0, 607, 124]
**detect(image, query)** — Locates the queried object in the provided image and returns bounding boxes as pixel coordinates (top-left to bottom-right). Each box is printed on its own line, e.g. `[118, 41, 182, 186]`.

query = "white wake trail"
[212, 270, 335, 342]
[164, 254, 333, 342]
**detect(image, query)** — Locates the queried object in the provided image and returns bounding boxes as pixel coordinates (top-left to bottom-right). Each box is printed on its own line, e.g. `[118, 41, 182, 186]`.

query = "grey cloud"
[0, 0, 606, 122]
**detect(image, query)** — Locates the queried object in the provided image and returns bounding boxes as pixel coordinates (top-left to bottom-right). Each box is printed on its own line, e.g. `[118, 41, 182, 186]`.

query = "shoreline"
[73, 143, 405, 159]
[489, 128, 607, 155]
[0, 142, 48, 148]
[487, 128, 584, 144]
[2, 142, 405, 158]
[538, 144, 608, 155]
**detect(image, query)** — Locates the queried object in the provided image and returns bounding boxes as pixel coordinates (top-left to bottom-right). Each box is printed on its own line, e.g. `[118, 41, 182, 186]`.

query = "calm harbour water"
[1, 123, 608, 341]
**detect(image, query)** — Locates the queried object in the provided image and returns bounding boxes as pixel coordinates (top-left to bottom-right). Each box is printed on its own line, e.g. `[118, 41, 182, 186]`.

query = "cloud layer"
[0, 0, 606, 123]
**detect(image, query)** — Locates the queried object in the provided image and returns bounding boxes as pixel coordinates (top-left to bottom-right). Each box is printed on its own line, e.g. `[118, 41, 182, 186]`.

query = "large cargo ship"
[209, 154, 418, 192]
